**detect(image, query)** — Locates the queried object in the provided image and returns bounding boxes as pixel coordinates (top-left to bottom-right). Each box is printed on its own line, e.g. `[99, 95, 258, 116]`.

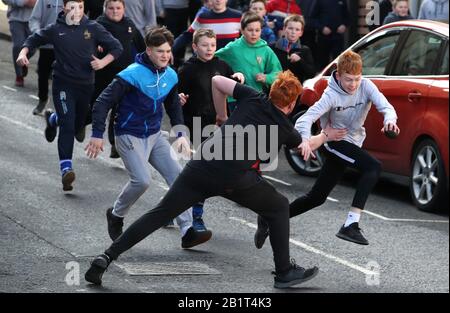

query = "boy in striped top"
[172, 0, 241, 61]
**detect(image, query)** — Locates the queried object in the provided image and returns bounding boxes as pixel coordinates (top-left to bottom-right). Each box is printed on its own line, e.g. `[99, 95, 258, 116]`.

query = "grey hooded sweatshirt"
[418, 0, 449, 21]
[29, 0, 64, 49]
[2, 0, 33, 22]
[295, 71, 398, 147]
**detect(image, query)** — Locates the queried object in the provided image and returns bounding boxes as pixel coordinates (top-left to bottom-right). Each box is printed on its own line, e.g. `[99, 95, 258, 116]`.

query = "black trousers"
[37, 48, 55, 101]
[290, 140, 381, 217]
[106, 164, 292, 273]
[52, 79, 93, 161]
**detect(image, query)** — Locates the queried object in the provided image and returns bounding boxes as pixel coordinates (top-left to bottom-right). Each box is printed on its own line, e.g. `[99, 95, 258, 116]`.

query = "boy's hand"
[174, 136, 191, 157]
[337, 25, 347, 34]
[289, 53, 301, 63]
[255, 73, 266, 83]
[216, 114, 228, 126]
[179, 93, 189, 106]
[16, 53, 29, 67]
[85, 137, 104, 159]
[231, 72, 245, 84]
[322, 26, 332, 36]
[323, 124, 348, 141]
[91, 55, 106, 70]
[381, 122, 400, 136]
[298, 140, 316, 161]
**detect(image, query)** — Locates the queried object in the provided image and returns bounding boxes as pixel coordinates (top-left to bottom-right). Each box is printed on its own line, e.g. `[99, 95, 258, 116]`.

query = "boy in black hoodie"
[16, 0, 123, 191]
[93, 0, 145, 158]
[270, 14, 315, 84]
[177, 28, 244, 231]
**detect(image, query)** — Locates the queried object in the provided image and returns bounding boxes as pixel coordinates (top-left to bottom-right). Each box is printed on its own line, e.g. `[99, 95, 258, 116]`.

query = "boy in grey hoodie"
[418, 0, 449, 21]
[2, 0, 36, 86]
[29, 0, 64, 115]
[254, 51, 400, 248]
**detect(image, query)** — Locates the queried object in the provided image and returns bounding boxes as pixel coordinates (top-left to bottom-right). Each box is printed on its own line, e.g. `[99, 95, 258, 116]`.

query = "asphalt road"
[0, 38, 448, 294]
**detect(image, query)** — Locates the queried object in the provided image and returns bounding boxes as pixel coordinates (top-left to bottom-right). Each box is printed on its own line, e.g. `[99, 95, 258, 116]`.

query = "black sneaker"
[181, 226, 212, 249]
[32, 99, 48, 115]
[336, 222, 369, 245]
[75, 126, 86, 143]
[44, 109, 57, 142]
[106, 207, 124, 241]
[62, 169, 75, 191]
[85, 254, 111, 285]
[192, 216, 208, 232]
[254, 216, 269, 249]
[110, 145, 120, 158]
[274, 260, 319, 289]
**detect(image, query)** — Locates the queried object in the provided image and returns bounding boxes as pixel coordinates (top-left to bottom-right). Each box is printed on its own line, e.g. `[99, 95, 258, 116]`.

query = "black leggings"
[290, 140, 381, 217]
[106, 164, 292, 273]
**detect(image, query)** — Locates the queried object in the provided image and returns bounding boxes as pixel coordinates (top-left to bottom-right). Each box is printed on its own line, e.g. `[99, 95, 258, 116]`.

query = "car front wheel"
[410, 139, 448, 212]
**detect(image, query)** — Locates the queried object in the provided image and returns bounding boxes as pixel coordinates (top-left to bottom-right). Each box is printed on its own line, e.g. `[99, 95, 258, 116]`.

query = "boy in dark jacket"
[85, 26, 212, 246]
[271, 14, 315, 84]
[93, 0, 145, 158]
[178, 28, 244, 231]
[16, 0, 123, 191]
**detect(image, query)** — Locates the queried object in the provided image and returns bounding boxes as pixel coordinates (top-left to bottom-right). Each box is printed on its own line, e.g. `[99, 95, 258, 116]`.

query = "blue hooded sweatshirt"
[91, 52, 183, 139]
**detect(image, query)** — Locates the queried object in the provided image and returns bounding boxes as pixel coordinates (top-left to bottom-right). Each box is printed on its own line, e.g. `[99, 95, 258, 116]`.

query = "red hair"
[269, 70, 303, 108]
[337, 51, 363, 75]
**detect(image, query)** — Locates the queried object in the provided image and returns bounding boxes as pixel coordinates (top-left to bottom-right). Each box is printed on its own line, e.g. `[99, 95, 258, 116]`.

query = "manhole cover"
[115, 262, 221, 276]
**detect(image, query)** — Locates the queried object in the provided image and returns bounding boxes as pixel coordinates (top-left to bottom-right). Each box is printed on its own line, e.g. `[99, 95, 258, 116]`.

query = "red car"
[286, 20, 448, 212]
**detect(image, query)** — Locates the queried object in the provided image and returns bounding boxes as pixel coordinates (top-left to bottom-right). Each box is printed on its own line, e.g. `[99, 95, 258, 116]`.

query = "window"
[392, 30, 444, 76]
[438, 44, 449, 75]
[356, 33, 400, 75]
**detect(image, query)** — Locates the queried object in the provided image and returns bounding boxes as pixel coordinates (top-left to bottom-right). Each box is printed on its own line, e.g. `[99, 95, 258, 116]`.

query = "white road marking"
[29, 95, 39, 100]
[363, 210, 448, 223]
[262, 175, 292, 186]
[0, 114, 41, 133]
[2, 85, 17, 92]
[327, 197, 339, 202]
[229, 216, 378, 276]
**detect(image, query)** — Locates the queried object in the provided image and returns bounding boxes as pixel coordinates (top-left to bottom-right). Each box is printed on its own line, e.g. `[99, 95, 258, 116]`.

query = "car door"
[362, 29, 445, 176]
[351, 29, 403, 166]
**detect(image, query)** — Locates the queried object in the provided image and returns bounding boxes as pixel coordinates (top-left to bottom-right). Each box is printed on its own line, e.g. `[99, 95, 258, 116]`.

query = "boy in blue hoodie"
[85, 26, 212, 247]
[16, 0, 123, 191]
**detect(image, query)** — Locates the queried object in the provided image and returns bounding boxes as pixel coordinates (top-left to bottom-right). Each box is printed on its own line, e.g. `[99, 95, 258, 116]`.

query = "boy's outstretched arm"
[211, 75, 237, 125]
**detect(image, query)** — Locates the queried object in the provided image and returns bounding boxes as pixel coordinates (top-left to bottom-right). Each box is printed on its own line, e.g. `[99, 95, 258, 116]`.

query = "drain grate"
[115, 262, 221, 276]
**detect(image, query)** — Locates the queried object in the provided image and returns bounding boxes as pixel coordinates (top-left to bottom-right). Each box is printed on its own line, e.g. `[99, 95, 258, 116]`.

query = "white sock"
[344, 211, 361, 227]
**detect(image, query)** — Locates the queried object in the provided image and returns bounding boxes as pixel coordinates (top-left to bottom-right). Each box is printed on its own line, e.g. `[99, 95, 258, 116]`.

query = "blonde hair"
[193, 28, 216, 44]
[283, 14, 305, 29]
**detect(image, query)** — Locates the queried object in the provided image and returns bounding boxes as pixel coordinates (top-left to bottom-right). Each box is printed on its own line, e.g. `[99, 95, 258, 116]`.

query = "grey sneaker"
[32, 99, 48, 115]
